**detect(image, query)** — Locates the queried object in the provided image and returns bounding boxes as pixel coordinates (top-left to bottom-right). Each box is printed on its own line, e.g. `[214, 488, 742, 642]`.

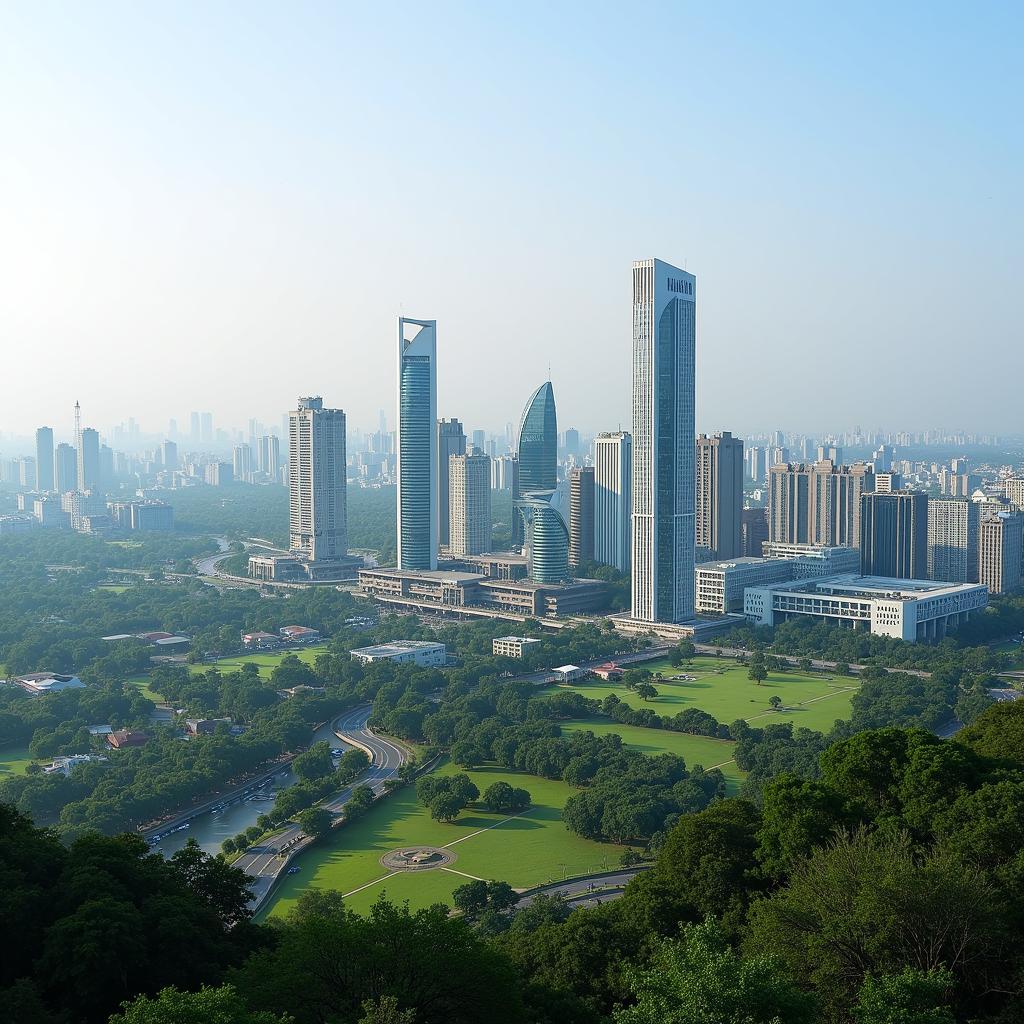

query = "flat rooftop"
[350, 640, 446, 657]
[360, 567, 483, 583]
[762, 574, 986, 600]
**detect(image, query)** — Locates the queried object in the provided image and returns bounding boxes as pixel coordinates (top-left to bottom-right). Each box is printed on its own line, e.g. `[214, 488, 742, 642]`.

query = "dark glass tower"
[517, 382, 557, 491]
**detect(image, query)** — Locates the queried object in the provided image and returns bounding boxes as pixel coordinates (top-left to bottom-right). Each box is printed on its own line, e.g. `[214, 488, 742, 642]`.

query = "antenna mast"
[74, 400, 82, 448]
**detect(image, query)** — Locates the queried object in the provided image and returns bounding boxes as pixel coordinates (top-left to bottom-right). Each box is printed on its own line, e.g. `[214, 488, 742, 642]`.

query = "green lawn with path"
[558, 720, 744, 794]
[538, 655, 858, 733]
[188, 644, 330, 679]
[261, 762, 626, 920]
[0, 744, 34, 776]
[126, 676, 165, 702]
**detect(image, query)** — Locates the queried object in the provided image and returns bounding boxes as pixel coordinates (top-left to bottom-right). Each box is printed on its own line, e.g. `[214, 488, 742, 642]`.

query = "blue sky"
[1, 1, 1020, 442]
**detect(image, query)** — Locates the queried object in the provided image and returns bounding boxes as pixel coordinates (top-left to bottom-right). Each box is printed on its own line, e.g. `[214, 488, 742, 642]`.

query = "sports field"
[558, 720, 744, 793]
[126, 676, 165, 702]
[538, 655, 857, 733]
[0, 744, 34, 776]
[261, 762, 626, 919]
[187, 644, 330, 678]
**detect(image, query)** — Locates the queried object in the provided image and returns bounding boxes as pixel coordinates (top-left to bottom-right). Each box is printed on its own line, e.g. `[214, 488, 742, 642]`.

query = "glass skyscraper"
[631, 258, 696, 623]
[516, 381, 569, 582]
[397, 317, 437, 570]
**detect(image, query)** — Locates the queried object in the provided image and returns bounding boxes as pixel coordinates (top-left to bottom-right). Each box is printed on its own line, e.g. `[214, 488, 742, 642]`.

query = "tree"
[292, 742, 334, 782]
[798, 657, 813, 674]
[768, 695, 782, 710]
[485, 880, 518, 912]
[835, 662, 851, 677]
[430, 792, 466, 823]
[344, 785, 375, 822]
[614, 918, 816, 1024]
[450, 741, 485, 768]
[296, 807, 333, 839]
[853, 968, 955, 1024]
[359, 996, 418, 1024]
[109, 984, 292, 1024]
[453, 880, 489, 917]
[483, 781, 515, 812]
[748, 664, 767, 686]
[636, 682, 658, 702]
[169, 839, 254, 927]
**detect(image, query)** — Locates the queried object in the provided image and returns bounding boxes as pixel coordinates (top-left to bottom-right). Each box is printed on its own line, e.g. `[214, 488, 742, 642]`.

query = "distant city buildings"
[36, 427, 54, 491]
[232, 444, 253, 483]
[631, 258, 696, 623]
[593, 431, 631, 572]
[78, 426, 100, 491]
[397, 317, 438, 571]
[55, 442, 77, 492]
[741, 507, 769, 557]
[695, 431, 743, 560]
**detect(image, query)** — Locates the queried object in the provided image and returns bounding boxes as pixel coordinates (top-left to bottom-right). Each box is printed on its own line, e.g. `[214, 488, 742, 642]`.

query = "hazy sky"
[2, 2, 1021, 444]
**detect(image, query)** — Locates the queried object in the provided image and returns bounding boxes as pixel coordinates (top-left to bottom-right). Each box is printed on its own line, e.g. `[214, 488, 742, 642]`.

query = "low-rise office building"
[10, 672, 85, 695]
[492, 635, 542, 658]
[695, 557, 798, 614]
[349, 640, 447, 667]
[761, 542, 862, 576]
[743, 574, 988, 642]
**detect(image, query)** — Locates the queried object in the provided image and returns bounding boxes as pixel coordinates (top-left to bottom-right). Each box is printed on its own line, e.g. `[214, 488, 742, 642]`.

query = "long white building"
[744, 574, 988, 642]
[631, 258, 696, 623]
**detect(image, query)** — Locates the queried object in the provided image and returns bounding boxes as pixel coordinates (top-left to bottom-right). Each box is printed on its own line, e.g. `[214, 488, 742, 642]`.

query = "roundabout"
[380, 846, 456, 871]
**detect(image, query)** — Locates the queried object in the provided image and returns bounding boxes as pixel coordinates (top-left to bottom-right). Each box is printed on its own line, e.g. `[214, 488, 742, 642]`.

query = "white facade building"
[631, 259, 696, 623]
[694, 557, 798, 614]
[743, 574, 988, 642]
[761, 542, 862, 577]
[349, 640, 447, 667]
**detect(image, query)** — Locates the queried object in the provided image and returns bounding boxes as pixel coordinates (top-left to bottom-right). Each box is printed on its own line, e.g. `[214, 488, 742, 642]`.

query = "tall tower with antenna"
[74, 400, 82, 448]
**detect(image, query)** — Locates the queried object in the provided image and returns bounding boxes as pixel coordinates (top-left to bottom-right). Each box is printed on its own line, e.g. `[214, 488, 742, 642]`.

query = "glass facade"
[397, 319, 437, 570]
[517, 382, 557, 491]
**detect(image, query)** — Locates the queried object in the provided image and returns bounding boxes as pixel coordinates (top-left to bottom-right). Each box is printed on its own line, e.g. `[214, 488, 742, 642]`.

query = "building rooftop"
[350, 640, 446, 657]
[361, 567, 483, 583]
[494, 635, 542, 644]
[758, 574, 986, 601]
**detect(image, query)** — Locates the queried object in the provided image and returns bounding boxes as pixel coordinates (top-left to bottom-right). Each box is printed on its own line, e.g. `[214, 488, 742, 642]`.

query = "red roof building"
[106, 729, 150, 749]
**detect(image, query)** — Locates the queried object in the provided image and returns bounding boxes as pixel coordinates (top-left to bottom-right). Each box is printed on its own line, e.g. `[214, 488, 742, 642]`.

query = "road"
[234, 705, 409, 909]
[515, 867, 650, 909]
[935, 686, 1021, 738]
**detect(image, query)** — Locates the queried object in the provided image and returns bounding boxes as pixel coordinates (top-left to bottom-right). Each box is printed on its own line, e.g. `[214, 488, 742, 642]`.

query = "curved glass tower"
[397, 318, 437, 570]
[517, 382, 557, 491]
[516, 381, 568, 582]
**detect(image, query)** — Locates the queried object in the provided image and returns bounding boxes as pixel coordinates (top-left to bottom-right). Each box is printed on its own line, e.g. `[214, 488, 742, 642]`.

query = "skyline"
[1, 4, 1021, 437]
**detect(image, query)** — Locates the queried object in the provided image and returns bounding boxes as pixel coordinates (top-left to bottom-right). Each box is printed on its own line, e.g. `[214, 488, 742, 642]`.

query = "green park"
[261, 761, 628, 918]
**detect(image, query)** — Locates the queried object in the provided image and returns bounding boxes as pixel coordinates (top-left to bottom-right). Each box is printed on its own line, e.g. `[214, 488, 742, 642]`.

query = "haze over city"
[2, 2, 1021, 437]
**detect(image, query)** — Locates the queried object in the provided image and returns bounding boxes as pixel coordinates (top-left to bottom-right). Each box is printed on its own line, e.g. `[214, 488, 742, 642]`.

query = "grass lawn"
[0, 744, 34, 776]
[261, 762, 626, 920]
[559, 719, 744, 794]
[189, 644, 330, 679]
[126, 676, 165, 702]
[538, 655, 858, 733]
[97, 584, 132, 593]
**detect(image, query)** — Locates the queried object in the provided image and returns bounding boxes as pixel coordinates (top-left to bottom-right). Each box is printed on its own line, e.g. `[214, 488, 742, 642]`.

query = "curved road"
[235, 705, 409, 909]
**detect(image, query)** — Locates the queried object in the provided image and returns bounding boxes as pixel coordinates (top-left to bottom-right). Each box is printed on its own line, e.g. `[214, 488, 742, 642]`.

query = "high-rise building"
[1006, 479, 1024, 512]
[288, 396, 348, 565]
[927, 497, 979, 583]
[205, 462, 233, 486]
[258, 434, 281, 482]
[161, 440, 178, 472]
[491, 453, 519, 492]
[817, 444, 843, 464]
[35, 427, 54, 491]
[564, 428, 580, 458]
[78, 427, 100, 492]
[190, 412, 201, 441]
[516, 381, 568, 582]
[695, 431, 743, 560]
[397, 318, 438, 570]
[874, 472, 903, 493]
[978, 512, 1023, 594]
[860, 491, 928, 579]
[594, 431, 631, 572]
[631, 258, 696, 623]
[768, 460, 875, 548]
[741, 506, 769, 557]
[449, 449, 491, 556]
[471, 428, 486, 451]
[568, 466, 595, 569]
[437, 418, 466, 548]
[232, 444, 253, 483]
[55, 443, 77, 492]
[200, 412, 213, 443]
[745, 445, 767, 483]
[18, 457, 37, 489]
